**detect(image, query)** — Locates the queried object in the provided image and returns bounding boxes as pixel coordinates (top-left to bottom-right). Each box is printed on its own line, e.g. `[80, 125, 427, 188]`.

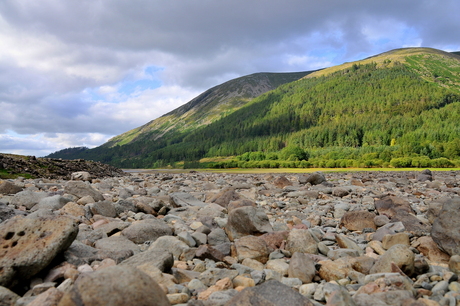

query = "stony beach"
[1, 169, 460, 306]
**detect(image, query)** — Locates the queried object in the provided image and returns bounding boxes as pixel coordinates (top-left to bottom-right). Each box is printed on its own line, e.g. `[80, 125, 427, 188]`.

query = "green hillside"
[104, 71, 313, 147]
[47, 48, 460, 169]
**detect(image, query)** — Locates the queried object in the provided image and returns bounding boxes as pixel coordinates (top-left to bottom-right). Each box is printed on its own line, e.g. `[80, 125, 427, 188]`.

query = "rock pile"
[0, 154, 125, 179]
[1, 170, 460, 305]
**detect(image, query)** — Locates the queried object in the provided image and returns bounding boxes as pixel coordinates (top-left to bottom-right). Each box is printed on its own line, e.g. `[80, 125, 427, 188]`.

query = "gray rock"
[332, 187, 350, 198]
[372, 221, 405, 241]
[192, 232, 207, 245]
[89, 200, 117, 218]
[64, 240, 133, 265]
[94, 235, 140, 255]
[170, 192, 207, 207]
[225, 206, 273, 241]
[149, 236, 190, 258]
[177, 231, 196, 247]
[208, 228, 230, 246]
[70, 171, 92, 181]
[10, 190, 48, 209]
[122, 218, 172, 244]
[305, 172, 326, 185]
[64, 181, 105, 202]
[59, 265, 170, 306]
[288, 252, 316, 283]
[0, 202, 26, 223]
[30, 195, 70, 212]
[431, 197, 460, 256]
[224, 279, 314, 305]
[0, 215, 78, 288]
[205, 290, 238, 306]
[198, 268, 239, 287]
[120, 247, 174, 273]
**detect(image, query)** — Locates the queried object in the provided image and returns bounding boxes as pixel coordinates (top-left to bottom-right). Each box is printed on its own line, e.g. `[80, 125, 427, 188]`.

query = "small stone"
[235, 235, 269, 264]
[167, 292, 189, 305]
[232, 275, 255, 288]
[382, 232, 410, 250]
[449, 255, 460, 274]
[369, 244, 415, 276]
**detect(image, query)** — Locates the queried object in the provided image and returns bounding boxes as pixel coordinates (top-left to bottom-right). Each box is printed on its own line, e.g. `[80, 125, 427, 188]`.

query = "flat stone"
[169, 192, 207, 207]
[94, 235, 140, 255]
[58, 265, 170, 306]
[340, 210, 376, 231]
[224, 279, 314, 305]
[120, 248, 174, 272]
[0, 215, 78, 288]
[382, 232, 410, 250]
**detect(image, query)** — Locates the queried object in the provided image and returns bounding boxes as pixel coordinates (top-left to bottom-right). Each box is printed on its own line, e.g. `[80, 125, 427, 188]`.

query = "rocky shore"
[0, 154, 126, 179]
[1, 169, 460, 305]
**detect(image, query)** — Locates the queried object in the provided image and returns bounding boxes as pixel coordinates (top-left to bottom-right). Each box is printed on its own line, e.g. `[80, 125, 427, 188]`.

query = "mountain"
[47, 48, 460, 168]
[104, 71, 314, 147]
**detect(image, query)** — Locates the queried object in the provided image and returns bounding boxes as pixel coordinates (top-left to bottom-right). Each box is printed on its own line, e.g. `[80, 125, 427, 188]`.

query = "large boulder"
[0, 181, 23, 195]
[58, 266, 170, 306]
[305, 172, 326, 185]
[121, 218, 173, 244]
[64, 181, 105, 202]
[431, 197, 460, 256]
[10, 190, 48, 210]
[30, 195, 70, 212]
[225, 206, 273, 241]
[0, 215, 78, 288]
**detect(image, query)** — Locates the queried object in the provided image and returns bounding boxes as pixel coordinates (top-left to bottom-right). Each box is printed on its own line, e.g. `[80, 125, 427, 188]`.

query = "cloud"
[0, 0, 459, 156]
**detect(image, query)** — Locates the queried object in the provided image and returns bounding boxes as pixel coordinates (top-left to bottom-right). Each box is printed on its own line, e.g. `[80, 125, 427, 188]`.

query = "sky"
[1, 0, 459, 157]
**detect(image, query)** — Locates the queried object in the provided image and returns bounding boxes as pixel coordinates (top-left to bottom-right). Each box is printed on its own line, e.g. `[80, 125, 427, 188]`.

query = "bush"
[390, 157, 412, 168]
[430, 157, 454, 168]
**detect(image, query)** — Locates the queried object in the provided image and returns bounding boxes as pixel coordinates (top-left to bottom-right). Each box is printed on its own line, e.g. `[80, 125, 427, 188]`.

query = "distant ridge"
[47, 47, 460, 169]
